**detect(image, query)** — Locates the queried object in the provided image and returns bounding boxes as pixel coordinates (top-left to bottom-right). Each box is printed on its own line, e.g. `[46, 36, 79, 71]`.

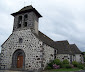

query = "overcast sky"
[0, 0, 85, 52]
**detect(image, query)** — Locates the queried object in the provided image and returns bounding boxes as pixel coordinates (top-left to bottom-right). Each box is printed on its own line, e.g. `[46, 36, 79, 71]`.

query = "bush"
[77, 64, 84, 69]
[47, 61, 54, 68]
[62, 59, 69, 64]
[53, 59, 61, 65]
[72, 61, 79, 67]
[83, 55, 85, 62]
[62, 64, 72, 69]
[45, 65, 52, 70]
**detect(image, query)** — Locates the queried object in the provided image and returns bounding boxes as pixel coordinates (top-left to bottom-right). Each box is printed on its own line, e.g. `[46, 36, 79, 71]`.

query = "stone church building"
[0, 5, 84, 71]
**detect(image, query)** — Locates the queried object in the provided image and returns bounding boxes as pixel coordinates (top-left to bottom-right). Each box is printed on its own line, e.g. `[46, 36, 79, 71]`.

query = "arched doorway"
[12, 49, 25, 69]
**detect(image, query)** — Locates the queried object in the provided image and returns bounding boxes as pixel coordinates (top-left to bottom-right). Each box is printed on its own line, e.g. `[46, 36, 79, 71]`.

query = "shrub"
[70, 64, 74, 68]
[47, 61, 54, 68]
[82, 63, 85, 67]
[72, 61, 79, 67]
[65, 64, 72, 69]
[62, 64, 72, 69]
[53, 59, 61, 65]
[83, 55, 85, 62]
[62, 59, 69, 64]
[77, 64, 84, 69]
[45, 65, 52, 70]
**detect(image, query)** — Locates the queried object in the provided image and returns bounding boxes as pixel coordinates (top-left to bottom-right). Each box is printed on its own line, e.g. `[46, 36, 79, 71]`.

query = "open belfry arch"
[0, 5, 83, 72]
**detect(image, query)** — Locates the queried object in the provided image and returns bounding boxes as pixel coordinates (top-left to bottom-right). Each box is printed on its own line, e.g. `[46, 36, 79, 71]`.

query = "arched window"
[18, 16, 22, 28]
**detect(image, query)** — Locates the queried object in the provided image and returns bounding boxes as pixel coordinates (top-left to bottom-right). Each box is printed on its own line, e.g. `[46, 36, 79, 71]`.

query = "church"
[0, 5, 84, 72]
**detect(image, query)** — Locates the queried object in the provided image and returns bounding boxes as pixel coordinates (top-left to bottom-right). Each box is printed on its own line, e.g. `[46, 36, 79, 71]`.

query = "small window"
[19, 38, 23, 43]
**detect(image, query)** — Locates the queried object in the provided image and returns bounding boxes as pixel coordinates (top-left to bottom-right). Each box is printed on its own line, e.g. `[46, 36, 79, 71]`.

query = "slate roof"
[35, 31, 82, 54]
[70, 44, 81, 54]
[34, 31, 55, 48]
[54, 40, 72, 54]
[11, 5, 42, 17]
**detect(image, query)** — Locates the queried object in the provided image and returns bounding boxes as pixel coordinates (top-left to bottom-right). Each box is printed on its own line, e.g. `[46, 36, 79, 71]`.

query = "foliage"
[82, 63, 85, 67]
[49, 68, 81, 71]
[62, 59, 69, 64]
[47, 61, 54, 68]
[45, 65, 52, 70]
[72, 61, 79, 67]
[53, 64, 60, 69]
[83, 55, 85, 62]
[62, 64, 72, 69]
[77, 64, 84, 69]
[82, 52, 85, 62]
[53, 59, 61, 65]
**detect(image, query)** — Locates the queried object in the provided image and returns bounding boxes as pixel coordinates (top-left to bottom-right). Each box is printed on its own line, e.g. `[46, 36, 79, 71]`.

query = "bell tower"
[11, 5, 42, 34]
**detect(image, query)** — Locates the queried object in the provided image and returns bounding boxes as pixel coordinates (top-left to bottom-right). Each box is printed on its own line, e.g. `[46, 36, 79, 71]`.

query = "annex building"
[0, 5, 84, 72]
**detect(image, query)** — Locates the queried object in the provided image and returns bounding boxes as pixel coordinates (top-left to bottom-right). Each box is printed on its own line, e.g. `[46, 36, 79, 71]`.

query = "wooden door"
[17, 56, 23, 68]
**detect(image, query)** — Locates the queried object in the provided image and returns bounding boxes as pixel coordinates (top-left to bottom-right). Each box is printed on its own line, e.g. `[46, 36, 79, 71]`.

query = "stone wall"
[43, 44, 54, 69]
[1, 29, 42, 70]
[56, 54, 84, 63]
[56, 54, 70, 62]
[75, 54, 83, 63]
[0, 29, 55, 71]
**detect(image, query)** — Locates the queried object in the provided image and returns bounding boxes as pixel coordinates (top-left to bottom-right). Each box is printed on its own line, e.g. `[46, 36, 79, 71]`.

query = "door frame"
[12, 49, 25, 69]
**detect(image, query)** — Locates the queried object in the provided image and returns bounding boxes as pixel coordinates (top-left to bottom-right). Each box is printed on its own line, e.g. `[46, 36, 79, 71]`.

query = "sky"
[0, 0, 85, 52]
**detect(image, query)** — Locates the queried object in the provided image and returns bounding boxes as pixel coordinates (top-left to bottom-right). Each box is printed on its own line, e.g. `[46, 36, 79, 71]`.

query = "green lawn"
[45, 68, 81, 71]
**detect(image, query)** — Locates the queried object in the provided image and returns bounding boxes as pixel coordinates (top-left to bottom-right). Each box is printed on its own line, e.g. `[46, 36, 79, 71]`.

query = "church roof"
[11, 5, 42, 17]
[34, 31, 55, 48]
[70, 44, 81, 54]
[35, 31, 81, 54]
[54, 40, 72, 54]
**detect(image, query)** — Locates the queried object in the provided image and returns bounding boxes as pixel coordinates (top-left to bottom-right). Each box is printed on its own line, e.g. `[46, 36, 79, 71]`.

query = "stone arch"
[12, 49, 25, 69]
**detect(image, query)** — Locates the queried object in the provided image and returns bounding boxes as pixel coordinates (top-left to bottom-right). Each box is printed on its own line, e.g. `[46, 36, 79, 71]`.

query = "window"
[18, 16, 22, 28]
[54, 55, 56, 59]
[54, 49, 57, 55]
[19, 38, 23, 43]
[24, 14, 28, 27]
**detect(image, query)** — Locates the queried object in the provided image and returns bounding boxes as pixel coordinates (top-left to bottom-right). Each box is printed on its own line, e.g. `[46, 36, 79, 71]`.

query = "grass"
[45, 68, 81, 71]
